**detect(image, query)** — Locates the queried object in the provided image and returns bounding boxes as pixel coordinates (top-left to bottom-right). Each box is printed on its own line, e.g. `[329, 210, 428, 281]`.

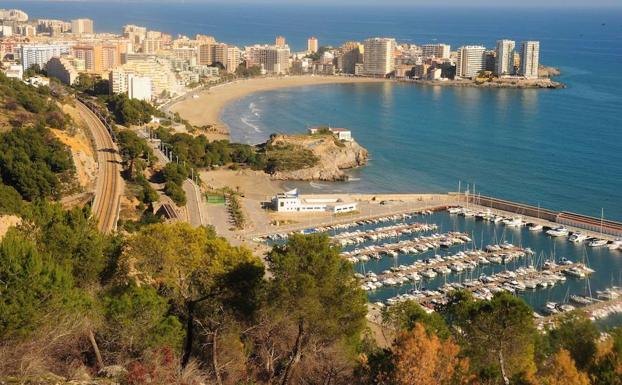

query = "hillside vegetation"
[0, 73, 75, 204]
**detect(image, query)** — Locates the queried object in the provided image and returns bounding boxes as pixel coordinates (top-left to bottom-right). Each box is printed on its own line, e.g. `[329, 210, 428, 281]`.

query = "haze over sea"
[12, 1, 622, 220]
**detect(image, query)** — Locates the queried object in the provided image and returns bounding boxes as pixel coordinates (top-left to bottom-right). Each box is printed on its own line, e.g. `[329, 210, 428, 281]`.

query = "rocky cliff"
[267, 133, 368, 181]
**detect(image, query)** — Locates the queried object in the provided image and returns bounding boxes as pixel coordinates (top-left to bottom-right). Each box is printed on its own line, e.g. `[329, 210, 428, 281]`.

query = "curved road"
[76, 100, 122, 234]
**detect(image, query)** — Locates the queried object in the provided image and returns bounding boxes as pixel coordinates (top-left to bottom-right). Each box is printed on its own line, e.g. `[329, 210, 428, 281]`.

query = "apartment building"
[456, 45, 486, 78]
[495, 39, 515, 76]
[363, 37, 396, 76]
[519, 41, 540, 79]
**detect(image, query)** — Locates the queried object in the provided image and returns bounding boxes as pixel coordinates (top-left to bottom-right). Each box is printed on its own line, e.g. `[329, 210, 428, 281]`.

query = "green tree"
[164, 181, 186, 206]
[101, 283, 184, 360]
[0, 183, 23, 215]
[442, 291, 537, 384]
[267, 233, 367, 385]
[0, 125, 74, 200]
[24, 200, 107, 285]
[547, 312, 599, 371]
[0, 230, 78, 339]
[589, 327, 622, 385]
[119, 223, 263, 367]
[117, 130, 152, 179]
[382, 299, 450, 339]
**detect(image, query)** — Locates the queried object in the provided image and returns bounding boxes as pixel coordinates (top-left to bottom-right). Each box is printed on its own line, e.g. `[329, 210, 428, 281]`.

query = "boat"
[546, 227, 569, 237]
[570, 295, 593, 305]
[448, 207, 462, 214]
[588, 238, 608, 247]
[563, 267, 586, 279]
[527, 223, 543, 231]
[569, 232, 589, 243]
[543, 302, 560, 315]
[502, 217, 524, 227]
[421, 269, 437, 279]
[597, 287, 620, 300]
[558, 303, 576, 312]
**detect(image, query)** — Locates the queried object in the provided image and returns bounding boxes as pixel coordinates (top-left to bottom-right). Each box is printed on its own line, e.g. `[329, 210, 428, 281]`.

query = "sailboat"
[588, 208, 608, 247]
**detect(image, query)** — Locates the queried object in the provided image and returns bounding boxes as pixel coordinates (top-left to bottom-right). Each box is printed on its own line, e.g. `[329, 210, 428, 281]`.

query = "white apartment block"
[20, 43, 71, 71]
[127, 74, 152, 101]
[110, 58, 179, 98]
[421, 43, 450, 59]
[519, 41, 540, 79]
[495, 39, 515, 76]
[244, 44, 290, 74]
[363, 37, 396, 76]
[456, 45, 486, 79]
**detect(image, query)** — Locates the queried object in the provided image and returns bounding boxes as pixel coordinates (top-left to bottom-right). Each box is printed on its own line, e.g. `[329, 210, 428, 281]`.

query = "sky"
[19, 0, 622, 7]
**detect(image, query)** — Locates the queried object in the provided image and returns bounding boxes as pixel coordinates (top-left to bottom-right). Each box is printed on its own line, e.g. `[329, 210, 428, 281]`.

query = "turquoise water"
[346, 212, 622, 309]
[223, 80, 622, 221]
[11, 1, 622, 219]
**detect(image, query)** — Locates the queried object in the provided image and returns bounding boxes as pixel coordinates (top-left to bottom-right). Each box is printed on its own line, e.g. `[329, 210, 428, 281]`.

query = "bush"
[164, 182, 186, 206]
[106, 93, 159, 125]
[0, 125, 74, 200]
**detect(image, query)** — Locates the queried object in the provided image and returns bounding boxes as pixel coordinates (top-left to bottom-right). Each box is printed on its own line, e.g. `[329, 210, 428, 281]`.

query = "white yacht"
[502, 216, 524, 227]
[569, 232, 588, 243]
[546, 226, 569, 237]
[607, 239, 622, 250]
[588, 238, 608, 247]
[527, 223, 543, 231]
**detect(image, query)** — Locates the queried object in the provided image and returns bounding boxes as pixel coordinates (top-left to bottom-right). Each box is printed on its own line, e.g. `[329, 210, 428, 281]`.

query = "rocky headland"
[265, 133, 368, 182]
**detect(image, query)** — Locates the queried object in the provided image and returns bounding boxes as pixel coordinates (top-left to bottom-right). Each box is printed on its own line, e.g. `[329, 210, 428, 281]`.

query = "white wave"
[240, 117, 263, 133]
[309, 182, 327, 189]
[249, 102, 262, 117]
[348, 177, 361, 182]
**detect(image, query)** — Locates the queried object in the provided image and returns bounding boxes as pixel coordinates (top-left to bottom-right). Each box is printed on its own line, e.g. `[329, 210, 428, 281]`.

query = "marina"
[256, 198, 622, 325]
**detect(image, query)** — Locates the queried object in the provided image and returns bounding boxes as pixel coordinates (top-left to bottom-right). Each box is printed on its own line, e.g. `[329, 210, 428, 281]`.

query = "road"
[76, 100, 122, 234]
[140, 129, 206, 228]
[183, 179, 206, 227]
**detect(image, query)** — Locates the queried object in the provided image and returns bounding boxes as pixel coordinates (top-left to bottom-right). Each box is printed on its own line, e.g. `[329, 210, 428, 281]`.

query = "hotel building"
[519, 41, 540, 79]
[495, 39, 515, 76]
[245, 44, 290, 74]
[456, 45, 486, 79]
[363, 37, 396, 76]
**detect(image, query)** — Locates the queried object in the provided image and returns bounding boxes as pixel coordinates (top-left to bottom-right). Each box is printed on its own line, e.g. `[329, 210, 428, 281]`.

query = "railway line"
[76, 99, 122, 233]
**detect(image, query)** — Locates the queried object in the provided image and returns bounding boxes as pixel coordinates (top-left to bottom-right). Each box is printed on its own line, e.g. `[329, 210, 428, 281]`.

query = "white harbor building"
[272, 189, 357, 214]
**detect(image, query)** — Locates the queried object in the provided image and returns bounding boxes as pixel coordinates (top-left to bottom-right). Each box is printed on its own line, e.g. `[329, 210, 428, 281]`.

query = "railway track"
[76, 100, 121, 233]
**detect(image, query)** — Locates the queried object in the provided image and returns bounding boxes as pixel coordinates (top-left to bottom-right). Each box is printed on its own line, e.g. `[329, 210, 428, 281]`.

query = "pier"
[461, 193, 622, 238]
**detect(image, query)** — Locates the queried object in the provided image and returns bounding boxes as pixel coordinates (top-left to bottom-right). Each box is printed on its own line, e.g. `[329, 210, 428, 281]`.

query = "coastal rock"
[538, 65, 561, 78]
[267, 133, 368, 181]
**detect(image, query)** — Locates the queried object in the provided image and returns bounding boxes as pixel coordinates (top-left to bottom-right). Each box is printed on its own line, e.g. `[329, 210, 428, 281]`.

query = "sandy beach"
[170, 76, 387, 140]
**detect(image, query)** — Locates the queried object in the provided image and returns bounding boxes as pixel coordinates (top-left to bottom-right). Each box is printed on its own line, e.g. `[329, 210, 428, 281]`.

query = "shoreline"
[169, 76, 388, 141]
[170, 74, 563, 141]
